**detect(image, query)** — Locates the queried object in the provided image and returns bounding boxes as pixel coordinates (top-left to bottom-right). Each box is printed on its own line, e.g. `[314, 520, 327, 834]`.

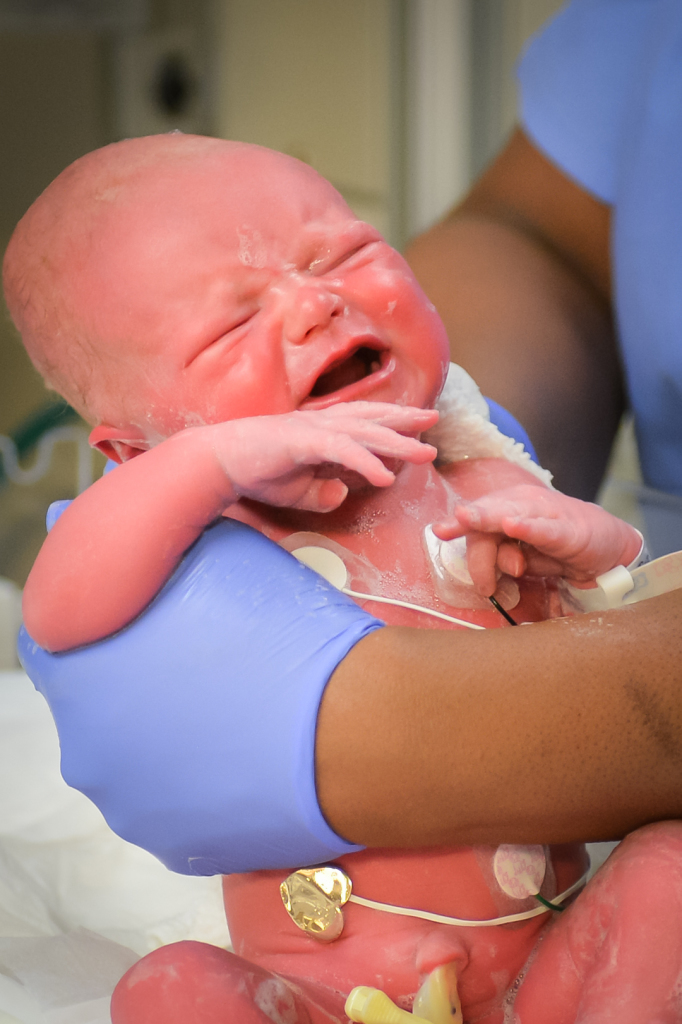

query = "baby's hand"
[433, 484, 642, 597]
[204, 402, 438, 513]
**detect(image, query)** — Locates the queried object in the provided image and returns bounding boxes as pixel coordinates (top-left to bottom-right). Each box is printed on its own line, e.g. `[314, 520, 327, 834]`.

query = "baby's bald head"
[3, 133, 333, 427]
[3, 134, 445, 453]
[4, 134, 229, 421]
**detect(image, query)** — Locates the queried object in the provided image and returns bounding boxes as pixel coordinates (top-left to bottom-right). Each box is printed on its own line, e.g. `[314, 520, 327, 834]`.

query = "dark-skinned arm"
[317, 589, 682, 847]
[406, 128, 624, 500]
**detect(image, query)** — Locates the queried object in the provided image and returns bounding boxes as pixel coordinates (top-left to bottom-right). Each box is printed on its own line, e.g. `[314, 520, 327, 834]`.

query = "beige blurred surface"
[215, 0, 396, 240]
[0, 32, 108, 435]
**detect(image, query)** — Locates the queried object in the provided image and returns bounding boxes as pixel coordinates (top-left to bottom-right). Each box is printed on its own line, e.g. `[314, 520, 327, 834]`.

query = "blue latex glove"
[22, 401, 534, 875]
[486, 399, 539, 463]
[19, 518, 382, 875]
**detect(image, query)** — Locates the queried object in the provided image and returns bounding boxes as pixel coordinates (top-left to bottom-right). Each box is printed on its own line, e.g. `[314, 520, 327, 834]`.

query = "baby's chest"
[281, 525, 505, 630]
[231, 488, 505, 630]
[228, 462, 553, 628]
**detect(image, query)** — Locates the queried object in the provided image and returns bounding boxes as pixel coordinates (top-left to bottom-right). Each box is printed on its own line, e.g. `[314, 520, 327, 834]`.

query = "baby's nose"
[282, 277, 343, 344]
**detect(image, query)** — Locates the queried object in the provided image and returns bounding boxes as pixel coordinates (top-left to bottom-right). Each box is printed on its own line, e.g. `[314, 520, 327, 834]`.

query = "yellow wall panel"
[215, 0, 394, 227]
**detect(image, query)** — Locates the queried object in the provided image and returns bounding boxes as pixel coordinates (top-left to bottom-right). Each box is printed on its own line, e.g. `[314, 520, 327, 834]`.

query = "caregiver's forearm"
[316, 590, 682, 847]
[406, 129, 623, 500]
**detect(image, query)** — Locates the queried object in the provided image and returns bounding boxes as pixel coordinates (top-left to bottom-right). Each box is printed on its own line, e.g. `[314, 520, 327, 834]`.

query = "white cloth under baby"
[426, 364, 553, 487]
[0, 669, 231, 1023]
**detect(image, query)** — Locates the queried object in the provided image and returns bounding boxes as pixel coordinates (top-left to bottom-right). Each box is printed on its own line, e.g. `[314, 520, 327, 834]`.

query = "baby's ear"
[89, 425, 151, 464]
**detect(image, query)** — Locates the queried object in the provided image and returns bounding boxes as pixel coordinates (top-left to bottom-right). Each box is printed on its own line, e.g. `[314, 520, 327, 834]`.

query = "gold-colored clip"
[280, 866, 352, 942]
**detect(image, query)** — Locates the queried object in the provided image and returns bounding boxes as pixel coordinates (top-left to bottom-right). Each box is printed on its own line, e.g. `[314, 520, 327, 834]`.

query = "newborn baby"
[8, 136, 639, 651]
[5, 135, 680, 1023]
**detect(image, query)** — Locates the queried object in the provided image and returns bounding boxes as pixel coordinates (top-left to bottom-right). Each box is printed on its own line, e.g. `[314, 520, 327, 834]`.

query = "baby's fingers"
[291, 478, 349, 513]
[433, 502, 515, 540]
[322, 402, 439, 432]
[326, 419, 437, 466]
[432, 517, 467, 541]
[313, 432, 397, 487]
[434, 518, 527, 585]
[496, 539, 527, 579]
[465, 531, 502, 597]
[499, 515, 578, 556]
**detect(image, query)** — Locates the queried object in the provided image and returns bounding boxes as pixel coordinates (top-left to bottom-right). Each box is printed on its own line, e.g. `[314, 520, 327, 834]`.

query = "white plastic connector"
[594, 564, 636, 607]
[565, 544, 682, 613]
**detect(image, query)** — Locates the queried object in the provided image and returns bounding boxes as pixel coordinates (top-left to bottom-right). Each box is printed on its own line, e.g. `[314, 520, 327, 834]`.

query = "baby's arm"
[24, 403, 437, 652]
[433, 484, 642, 598]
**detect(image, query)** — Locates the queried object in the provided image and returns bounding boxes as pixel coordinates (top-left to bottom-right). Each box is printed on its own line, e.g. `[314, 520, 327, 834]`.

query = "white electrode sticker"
[493, 845, 546, 899]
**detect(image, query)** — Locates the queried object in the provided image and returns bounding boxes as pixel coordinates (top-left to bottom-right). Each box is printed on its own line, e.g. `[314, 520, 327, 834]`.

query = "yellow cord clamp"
[345, 964, 463, 1024]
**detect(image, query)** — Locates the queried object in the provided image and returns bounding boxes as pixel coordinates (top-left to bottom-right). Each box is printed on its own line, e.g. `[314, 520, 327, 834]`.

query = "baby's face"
[73, 143, 448, 442]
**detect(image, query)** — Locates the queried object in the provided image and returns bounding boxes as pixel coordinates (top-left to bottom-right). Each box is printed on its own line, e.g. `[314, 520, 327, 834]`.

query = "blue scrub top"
[518, 0, 682, 497]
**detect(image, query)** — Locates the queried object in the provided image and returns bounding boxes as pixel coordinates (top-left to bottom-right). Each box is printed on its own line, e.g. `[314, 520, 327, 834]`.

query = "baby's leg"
[511, 822, 682, 1023]
[111, 941, 322, 1024]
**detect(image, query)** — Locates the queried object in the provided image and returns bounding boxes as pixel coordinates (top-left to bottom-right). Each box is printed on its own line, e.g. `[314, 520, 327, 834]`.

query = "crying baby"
[5, 133, 680, 1024]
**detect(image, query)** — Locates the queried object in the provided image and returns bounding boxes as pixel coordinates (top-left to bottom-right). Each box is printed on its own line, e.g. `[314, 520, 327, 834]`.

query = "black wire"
[489, 595, 518, 626]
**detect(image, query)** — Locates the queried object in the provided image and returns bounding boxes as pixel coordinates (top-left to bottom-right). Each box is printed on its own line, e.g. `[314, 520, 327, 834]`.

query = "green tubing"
[535, 893, 566, 913]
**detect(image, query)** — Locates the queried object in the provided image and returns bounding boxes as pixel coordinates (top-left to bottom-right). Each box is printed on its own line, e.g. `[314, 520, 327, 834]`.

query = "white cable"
[291, 544, 488, 631]
[341, 588, 486, 631]
[348, 873, 588, 928]
[0, 426, 94, 493]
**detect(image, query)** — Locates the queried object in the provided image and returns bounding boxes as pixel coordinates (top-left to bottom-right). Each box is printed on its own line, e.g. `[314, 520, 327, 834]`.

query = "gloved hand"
[486, 398, 539, 463]
[20, 398, 532, 874]
[19, 518, 382, 874]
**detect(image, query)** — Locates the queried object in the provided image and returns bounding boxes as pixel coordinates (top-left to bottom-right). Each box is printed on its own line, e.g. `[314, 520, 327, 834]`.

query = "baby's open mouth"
[309, 345, 384, 398]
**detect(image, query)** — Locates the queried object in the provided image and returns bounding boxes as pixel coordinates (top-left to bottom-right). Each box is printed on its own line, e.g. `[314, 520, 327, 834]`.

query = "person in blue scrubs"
[409, 0, 682, 555]
[19, 0, 682, 874]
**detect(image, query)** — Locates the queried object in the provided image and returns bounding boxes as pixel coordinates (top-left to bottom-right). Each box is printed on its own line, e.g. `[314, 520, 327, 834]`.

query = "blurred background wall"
[0, 0, 564, 588]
